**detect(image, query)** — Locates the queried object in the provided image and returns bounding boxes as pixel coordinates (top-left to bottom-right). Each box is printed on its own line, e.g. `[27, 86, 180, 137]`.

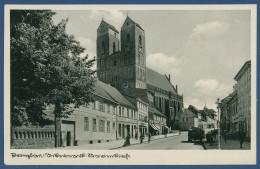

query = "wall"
[11, 125, 55, 149]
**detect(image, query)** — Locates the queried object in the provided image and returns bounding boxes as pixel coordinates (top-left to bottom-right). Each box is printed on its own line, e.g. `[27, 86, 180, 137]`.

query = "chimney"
[176, 85, 178, 93]
[168, 74, 171, 81]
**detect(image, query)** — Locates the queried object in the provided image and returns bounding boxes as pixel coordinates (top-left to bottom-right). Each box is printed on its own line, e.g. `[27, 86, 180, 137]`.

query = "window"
[93, 101, 97, 109]
[107, 104, 110, 113]
[114, 60, 117, 66]
[84, 117, 89, 131]
[99, 102, 105, 112]
[113, 106, 116, 115]
[107, 121, 110, 133]
[139, 35, 142, 46]
[113, 122, 116, 130]
[122, 108, 124, 116]
[127, 109, 129, 117]
[93, 119, 97, 132]
[113, 42, 116, 53]
[127, 33, 130, 41]
[99, 120, 105, 132]
[119, 107, 121, 116]
[137, 54, 140, 64]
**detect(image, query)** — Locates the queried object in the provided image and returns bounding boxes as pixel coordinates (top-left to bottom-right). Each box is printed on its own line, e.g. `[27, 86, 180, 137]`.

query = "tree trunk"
[54, 103, 61, 148]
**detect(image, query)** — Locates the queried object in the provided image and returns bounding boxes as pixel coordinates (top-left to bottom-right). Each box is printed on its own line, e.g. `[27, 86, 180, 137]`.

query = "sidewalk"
[54, 132, 179, 150]
[203, 138, 251, 150]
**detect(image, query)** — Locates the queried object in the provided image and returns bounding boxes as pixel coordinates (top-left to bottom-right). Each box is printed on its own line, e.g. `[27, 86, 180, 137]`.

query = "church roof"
[101, 20, 119, 33]
[125, 16, 144, 31]
[146, 67, 177, 94]
[97, 80, 136, 109]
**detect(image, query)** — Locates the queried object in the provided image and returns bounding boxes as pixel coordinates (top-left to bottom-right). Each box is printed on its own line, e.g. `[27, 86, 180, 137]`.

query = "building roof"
[203, 108, 217, 118]
[101, 20, 119, 33]
[120, 88, 149, 104]
[234, 60, 251, 81]
[148, 106, 166, 118]
[183, 108, 198, 118]
[146, 67, 177, 94]
[92, 81, 116, 103]
[97, 80, 136, 109]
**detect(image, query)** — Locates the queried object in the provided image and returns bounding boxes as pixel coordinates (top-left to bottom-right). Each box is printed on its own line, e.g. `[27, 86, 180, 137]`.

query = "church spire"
[204, 101, 207, 110]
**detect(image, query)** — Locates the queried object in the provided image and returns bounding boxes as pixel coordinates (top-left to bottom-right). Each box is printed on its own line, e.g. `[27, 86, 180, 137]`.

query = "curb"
[110, 133, 180, 150]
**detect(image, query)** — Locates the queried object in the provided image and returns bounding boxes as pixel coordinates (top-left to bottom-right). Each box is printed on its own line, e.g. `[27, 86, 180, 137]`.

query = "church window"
[113, 42, 116, 53]
[102, 41, 105, 54]
[127, 33, 130, 41]
[114, 60, 117, 66]
[137, 54, 140, 64]
[139, 35, 142, 46]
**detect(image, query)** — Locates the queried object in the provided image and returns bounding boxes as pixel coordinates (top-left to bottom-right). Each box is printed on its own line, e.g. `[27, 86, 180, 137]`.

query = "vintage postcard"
[4, 4, 257, 165]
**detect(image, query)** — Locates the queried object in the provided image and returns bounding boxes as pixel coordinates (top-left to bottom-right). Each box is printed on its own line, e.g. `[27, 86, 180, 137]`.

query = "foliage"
[11, 10, 95, 126]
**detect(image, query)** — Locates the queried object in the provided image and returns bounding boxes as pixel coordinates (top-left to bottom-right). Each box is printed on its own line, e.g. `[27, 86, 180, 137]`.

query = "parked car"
[188, 127, 205, 142]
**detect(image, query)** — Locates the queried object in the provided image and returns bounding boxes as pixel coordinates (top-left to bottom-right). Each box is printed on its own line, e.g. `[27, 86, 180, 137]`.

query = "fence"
[11, 125, 55, 149]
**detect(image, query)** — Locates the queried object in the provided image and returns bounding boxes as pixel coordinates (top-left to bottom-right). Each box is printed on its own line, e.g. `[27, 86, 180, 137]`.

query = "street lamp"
[216, 98, 222, 150]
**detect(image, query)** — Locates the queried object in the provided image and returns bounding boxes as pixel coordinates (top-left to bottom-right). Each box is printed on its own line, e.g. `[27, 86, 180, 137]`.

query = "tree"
[11, 10, 95, 147]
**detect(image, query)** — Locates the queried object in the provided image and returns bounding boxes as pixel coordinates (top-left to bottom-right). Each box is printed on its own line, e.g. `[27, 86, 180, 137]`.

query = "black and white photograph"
[4, 4, 257, 165]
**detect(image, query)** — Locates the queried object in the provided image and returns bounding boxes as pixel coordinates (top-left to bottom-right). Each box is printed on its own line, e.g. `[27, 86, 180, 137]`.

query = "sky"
[52, 9, 251, 111]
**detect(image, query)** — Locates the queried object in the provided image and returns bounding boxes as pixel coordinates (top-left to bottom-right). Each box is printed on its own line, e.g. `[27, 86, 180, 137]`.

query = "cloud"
[146, 53, 182, 75]
[194, 79, 219, 92]
[189, 21, 229, 40]
[80, 10, 125, 30]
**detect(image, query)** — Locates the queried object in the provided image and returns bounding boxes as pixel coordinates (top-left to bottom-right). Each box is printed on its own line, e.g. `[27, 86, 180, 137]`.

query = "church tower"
[120, 16, 146, 89]
[96, 19, 120, 85]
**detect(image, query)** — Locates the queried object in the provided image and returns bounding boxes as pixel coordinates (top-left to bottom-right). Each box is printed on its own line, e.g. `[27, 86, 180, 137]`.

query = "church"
[96, 16, 183, 129]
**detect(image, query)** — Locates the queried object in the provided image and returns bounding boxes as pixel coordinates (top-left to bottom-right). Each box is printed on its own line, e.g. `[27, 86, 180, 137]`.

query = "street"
[115, 131, 204, 150]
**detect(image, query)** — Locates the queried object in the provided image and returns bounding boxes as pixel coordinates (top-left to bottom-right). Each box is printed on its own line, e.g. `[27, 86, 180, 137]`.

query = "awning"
[165, 126, 170, 129]
[149, 123, 158, 130]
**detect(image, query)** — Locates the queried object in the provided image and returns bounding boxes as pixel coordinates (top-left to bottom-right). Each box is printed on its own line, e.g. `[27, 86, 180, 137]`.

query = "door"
[67, 131, 71, 146]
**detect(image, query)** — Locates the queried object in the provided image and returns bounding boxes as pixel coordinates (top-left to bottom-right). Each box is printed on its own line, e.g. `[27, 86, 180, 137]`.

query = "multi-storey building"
[179, 105, 217, 131]
[96, 16, 183, 129]
[234, 60, 251, 138]
[220, 60, 251, 139]
[60, 80, 118, 146]
[98, 80, 137, 139]
[124, 95, 149, 137]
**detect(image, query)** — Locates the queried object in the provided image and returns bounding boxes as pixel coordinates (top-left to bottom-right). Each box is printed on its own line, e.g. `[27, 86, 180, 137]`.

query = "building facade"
[60, 80, 118, 146]
[234, 61, 251, 138]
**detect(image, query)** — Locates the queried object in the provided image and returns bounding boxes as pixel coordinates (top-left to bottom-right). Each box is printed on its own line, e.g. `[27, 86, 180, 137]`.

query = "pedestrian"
[123, 132, 131, 147]
[148, 133, 151, 143]
[179, 129, 181, 135]
[239, 130, 246, 149]
[223, 130, 227, 143]
[140, 133, 144, 144]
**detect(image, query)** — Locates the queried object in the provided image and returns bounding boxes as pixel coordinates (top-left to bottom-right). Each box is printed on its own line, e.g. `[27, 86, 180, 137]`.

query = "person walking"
[140, 133, 144, 144]
[239, 130, 246, 149]
[123, 132, 131, 147]
[148, 133, 151, 143]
